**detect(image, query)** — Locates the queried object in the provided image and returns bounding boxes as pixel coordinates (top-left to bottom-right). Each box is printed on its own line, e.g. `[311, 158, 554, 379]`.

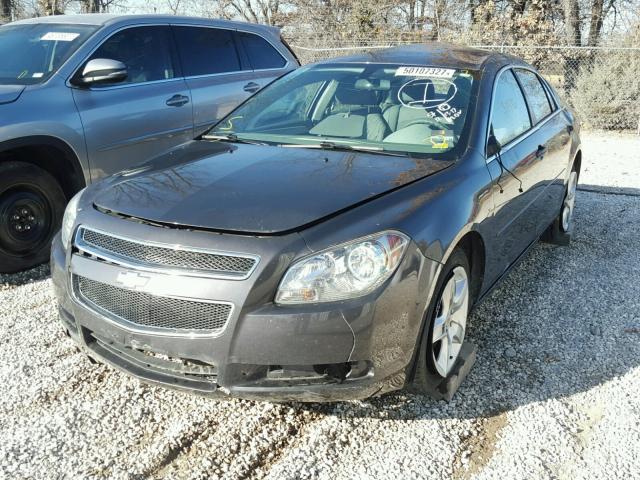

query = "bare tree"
[218, 0, 286, 25]
[78, 0, 118, 13]
[1, 0, 12, 20]
[38, 0, 64, 15]
[564, 0, 582, 45]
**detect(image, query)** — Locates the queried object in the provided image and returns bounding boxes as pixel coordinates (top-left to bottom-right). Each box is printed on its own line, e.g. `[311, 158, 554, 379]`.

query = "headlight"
[60, 188, 85, 249]
[275, 231, 410, 305]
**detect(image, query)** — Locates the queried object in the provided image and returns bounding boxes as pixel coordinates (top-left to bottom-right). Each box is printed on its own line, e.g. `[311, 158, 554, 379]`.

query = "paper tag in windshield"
[41, 32, 80, 42]
[395, 66, 455, 78]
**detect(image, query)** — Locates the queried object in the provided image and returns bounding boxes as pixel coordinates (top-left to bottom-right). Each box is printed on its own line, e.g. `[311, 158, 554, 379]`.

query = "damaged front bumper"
[51, 221, 437, 402]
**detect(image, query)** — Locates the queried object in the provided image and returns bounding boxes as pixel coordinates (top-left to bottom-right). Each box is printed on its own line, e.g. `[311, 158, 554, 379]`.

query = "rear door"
[235, 29, 293, 88]
[513, 68, 571, 233]
[172, 26, 295, 137]
[172, 26, 257, 137]
[72, 25, 194, 179]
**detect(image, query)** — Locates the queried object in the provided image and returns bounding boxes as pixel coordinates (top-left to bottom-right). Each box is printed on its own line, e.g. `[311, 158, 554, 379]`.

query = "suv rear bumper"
[51, 229, 436, 402]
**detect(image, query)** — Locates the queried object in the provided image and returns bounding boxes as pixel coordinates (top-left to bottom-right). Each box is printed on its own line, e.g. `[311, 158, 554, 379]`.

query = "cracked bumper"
[51, 231, 437, 402]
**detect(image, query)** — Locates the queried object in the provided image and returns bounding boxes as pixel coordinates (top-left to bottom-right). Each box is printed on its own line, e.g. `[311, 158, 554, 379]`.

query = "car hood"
[93, 141, 452, 234]
[0, 85, 26, 105]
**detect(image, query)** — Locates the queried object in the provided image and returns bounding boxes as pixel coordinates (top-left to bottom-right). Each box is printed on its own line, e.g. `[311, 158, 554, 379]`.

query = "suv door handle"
[243, 82, 261, 93]
[166, 94, 189, 107]
[535, 144, 547, 159]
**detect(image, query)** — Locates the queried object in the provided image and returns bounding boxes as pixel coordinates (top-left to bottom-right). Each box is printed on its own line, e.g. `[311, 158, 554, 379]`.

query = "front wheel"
[412, 248, 471, 391]
[0, 162, 67, 274]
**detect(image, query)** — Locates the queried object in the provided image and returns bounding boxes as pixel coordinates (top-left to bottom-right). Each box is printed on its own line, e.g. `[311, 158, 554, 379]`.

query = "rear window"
[173, 26, 241, 76]
[515, 69, 553, 124]
[237, 31, 286, 70]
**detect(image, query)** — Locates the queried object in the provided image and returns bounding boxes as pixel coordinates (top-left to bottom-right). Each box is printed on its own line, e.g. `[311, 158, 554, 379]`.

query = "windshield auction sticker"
[41, 32, 80, 42]
[395, 66, 455, 78]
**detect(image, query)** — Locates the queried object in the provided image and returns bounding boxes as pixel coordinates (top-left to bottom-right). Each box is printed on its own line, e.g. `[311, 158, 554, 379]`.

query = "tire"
[542, 162, 580, 246]
[0, 161, 67, 273]
[412, 248, 471, 392]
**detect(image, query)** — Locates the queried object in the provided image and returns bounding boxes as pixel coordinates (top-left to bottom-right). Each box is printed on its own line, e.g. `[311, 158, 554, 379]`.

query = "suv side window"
[491, 69, 532, 146]
[173, 26, 241, 76]
[89, 26, 176, 85]
[237, 31, 286, 70]
[514, 69, 552, 124]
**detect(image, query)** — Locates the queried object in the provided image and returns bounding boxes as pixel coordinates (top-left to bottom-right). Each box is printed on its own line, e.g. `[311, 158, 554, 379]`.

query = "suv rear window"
[237, 31, 286, 70]
[173, 26, 241, 76]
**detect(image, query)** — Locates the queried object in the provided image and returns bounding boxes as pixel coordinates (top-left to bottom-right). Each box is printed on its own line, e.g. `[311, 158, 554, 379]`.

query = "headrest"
[399, 79, 435, 103]
[335, 84, 380, 106]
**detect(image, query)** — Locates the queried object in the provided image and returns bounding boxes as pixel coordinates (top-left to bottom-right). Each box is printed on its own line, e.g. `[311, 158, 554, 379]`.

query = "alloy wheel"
[561, 171, 578, 232]
[431, 266, 469, 377]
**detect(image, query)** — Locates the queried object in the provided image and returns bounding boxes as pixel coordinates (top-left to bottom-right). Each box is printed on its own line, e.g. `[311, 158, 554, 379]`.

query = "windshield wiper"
[280, 141, 409, 157]
[202, 133, 267, 146]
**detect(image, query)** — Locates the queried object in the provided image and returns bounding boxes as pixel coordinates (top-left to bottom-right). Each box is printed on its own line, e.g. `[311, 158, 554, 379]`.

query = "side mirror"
[486, 132, 502, 158]
[75, 58, 127, 86]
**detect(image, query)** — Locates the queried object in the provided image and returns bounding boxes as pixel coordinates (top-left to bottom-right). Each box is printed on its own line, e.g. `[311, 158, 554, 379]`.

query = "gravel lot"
[1, 132, 639, 479]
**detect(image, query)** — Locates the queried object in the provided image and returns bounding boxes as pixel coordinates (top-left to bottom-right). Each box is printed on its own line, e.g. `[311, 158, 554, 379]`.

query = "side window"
[514, 69, 553, 124]
[89, 27, 175, 85]
[540, 76, 558, 111]
[491, 70, 531, 146]
[237, 31, 286, 70]
[173, 26, 241, 76]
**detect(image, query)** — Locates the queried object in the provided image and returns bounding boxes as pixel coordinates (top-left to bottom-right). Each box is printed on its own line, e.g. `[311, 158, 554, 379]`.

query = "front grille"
[78, 228, 257, 278]
[74, 275, 232, 335]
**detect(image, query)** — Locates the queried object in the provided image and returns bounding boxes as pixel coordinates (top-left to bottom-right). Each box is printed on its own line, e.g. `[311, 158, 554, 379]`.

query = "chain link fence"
[287, 38, 640, 132]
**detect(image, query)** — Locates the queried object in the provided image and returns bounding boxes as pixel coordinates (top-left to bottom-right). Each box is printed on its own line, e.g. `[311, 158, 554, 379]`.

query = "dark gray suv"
[0, 14, 298, 273]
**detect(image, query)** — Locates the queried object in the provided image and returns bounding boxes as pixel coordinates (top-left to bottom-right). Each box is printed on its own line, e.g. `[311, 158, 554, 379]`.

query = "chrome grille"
[77, 228, 257, 278]
[74, 275, 232, 335]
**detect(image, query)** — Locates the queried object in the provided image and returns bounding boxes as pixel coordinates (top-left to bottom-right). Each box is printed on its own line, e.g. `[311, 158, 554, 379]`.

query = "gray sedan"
[51, 44, 581, 402]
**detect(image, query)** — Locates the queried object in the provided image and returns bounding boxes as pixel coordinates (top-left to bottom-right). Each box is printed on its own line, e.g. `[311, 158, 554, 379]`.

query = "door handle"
[166, 94, 189, 107]
[535, 144, 547, 159]
[243, 82, 260, 93]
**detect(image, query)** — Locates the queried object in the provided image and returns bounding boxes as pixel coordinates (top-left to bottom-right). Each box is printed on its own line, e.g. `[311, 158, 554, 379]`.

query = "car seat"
[383, 80, 436, 132]
[309, 82, 389, 141]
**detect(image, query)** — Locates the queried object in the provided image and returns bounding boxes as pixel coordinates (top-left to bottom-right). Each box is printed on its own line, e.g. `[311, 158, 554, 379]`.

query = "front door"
[72, 25, 194, 179]
[485, 68, 540, 274]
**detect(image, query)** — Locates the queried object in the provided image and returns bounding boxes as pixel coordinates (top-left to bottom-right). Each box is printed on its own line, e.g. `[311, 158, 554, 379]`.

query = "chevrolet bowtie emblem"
[116, 271, 151, 290]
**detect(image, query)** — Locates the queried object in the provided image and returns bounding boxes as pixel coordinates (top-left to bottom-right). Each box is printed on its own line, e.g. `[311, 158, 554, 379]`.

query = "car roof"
[8, 14, 280, 36]
[318, 43, 526, 71]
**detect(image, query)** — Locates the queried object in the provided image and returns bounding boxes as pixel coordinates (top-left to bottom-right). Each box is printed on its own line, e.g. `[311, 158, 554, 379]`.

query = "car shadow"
[295, 189, 640, 420]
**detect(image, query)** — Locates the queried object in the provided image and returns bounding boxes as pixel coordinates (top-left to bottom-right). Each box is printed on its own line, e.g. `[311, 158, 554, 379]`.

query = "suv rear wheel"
[0, 162, 66, 273]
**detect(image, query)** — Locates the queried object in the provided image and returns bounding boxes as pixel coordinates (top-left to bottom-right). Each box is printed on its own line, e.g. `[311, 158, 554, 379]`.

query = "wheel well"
[457, 231, 485, 305]
[0, 139, 86, 200]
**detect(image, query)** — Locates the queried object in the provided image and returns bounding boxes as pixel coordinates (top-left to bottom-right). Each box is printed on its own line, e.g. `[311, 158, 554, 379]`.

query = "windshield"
[209, 63, 478, 156]
[0, 23, 98, 86]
